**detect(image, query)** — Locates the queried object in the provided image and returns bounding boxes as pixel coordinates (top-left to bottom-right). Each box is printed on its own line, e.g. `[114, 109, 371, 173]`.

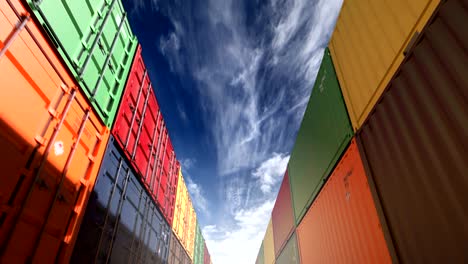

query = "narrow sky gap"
[122, 0, 343, 262]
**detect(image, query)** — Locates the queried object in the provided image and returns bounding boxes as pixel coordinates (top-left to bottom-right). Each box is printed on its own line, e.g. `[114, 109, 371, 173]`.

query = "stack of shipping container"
[0, 0, 213, 263]
[256, 0, 468, 263]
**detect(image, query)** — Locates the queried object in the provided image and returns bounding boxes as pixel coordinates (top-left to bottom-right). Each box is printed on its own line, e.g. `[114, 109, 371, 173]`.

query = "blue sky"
[122, 0, 343, 262]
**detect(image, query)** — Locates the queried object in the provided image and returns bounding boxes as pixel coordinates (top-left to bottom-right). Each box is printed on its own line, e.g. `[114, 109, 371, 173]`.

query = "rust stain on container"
[297, 139, 392, 264]
[358, 0, 468, 262]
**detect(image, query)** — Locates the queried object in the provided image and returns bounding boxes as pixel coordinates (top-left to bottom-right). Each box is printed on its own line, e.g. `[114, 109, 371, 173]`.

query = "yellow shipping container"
[173, 169, 189, 245]
[185, 198, 197, 260]
[264, 219, 275, 264]
[329, 0, 440, 130]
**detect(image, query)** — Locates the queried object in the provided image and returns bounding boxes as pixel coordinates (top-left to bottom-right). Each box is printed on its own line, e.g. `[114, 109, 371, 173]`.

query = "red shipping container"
[271, 171, 294, 257]
[204, 242, 211, 264]
[112, 45, 178, 225]
[296, 139, 393, 263]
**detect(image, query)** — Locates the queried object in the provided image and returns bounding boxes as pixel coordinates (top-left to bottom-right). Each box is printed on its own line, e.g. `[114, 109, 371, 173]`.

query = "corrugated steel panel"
[330, 0, 440, 130]
[173, 169, 190, 251]
[358, 0, 468, 262]
[276, 232, 299, 264]
[112, 45, 178, 225]
[263, 219, 275, 264]
[71, 137, 171, 264]
[271, 171, 294, 257]
[297, 139, 392, 263]
[169, 230, 191, 264]
[194, 223, 205, 264]
[0, 1, 109, 262]
[185, 198, 197, 260]
[288, 48, 353, 224]
[26, 0, 138, 126]
[203, 242, 210, 264]
[255, 241, 264, 264]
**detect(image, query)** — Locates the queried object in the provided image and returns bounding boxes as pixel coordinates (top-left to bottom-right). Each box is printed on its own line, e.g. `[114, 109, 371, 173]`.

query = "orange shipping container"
[296, 139, 393, 263]
[0, 0, 109, 262]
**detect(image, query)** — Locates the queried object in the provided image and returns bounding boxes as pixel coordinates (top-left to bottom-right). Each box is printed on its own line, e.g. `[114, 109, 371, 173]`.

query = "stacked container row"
[0, 0, 110, 262]
[1, 0, 216, 262]
[168, 230, 191, 264]
[112, 45, 180, 226]
[26, 0, 138, 127]
[256, 0, 467, 263]
[172, 169, 198, 261]
[71, 137, 171, 263]
[194, 223, 205, 264]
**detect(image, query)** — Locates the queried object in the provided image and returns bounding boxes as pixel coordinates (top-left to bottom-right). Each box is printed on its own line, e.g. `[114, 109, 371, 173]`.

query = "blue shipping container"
[71, 136, 170, 263]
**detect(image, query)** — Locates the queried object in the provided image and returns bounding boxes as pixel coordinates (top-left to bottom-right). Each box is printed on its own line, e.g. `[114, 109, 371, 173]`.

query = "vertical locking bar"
[148, 120, 164, 194]
[131, 83, 152, 159]
[0, 89, 77, 255]
[5, 0, 68, 85]
[30, 109, 90, 260]
[144, 110, 161, 184]
[154, 132, 168, 204]
[104, 169, 131, 264]
[124, 70, 147, 148]
[94, 156, 125, 263]
[91, 12, 127, 97]
[76, 1, 108, 63]
[0, 14, 29, 58]
[164, 151, 175, 216]
[78, 0, 118, 77]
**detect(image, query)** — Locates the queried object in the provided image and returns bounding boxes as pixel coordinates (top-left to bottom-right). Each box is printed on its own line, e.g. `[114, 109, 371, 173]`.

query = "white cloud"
[253, 153, 290, 193]
[177, 103, 188, 123]
[159, 32, 182, 73]
[157, 0, 344, 262]
[180, 158, 196, 170]
[129, 0, 159, 14]
[186, 176, 209, 216]
[203, 199, 275, 264]
[272, 0, 307, 51]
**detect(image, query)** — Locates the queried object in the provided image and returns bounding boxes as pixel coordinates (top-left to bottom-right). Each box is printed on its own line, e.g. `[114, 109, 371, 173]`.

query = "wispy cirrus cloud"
[203, 199, 275, 264]
[253, 153, 290, 193]
[155, 0, 344, 262]
[186, 176, 209, 216]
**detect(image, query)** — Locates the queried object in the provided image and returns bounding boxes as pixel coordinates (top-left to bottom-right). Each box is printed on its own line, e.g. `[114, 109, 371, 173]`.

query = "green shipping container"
[276, 233, 299, 264]
[194, 223, 205, 264]
[256, 241, 264, 264]
[27, 0, 138, 127]
[288, 48, 353, 224]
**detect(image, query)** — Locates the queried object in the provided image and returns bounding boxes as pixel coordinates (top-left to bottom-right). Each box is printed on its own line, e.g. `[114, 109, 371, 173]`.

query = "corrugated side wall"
[169, 230, 190, 264]
[194, 224, 204, 264]
[288, 48, 353, 225]
[275, 233, 299, 264]
[0, 1, 109, 262]
[71, 137, 171, 264]
[330, 0, 440, 130]
[297, 139, 392, 263]
[271, 171, 294, 257]
[173, 169, 188, 244]
[185, 199, 197, 261]
[358, 0, 468, 262]
[263, 219, 275, 264]
[26, 0, 138, 126]
[255, 241, 264, 264]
